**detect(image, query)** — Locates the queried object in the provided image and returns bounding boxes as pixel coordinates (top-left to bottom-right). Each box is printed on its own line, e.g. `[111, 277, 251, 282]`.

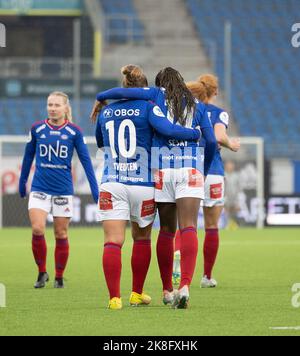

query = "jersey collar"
[46, 119, 68, 130]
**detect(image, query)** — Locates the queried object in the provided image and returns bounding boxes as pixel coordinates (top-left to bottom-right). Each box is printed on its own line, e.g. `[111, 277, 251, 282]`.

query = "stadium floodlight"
[0, 136, 264, 229]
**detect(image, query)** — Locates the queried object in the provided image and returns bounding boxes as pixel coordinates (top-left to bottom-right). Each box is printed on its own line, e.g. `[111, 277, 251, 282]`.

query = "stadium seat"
[0, 98, 95, 136]
[99, 0, 145, 43]
[186, 0, 299, 158]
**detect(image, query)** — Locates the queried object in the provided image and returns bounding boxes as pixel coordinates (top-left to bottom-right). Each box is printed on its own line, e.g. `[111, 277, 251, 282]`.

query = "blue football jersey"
[20, 119, 98, 201]
[97, 87, 214, 174]
[96, 99, 200, 187]
[204, 104, 230, 176]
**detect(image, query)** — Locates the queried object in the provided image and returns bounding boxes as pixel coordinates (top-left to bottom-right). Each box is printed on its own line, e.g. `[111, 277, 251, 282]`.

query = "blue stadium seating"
[99, 0, 144, 43]
[186, 0, 300, 158]
[0, 99, 96, 136]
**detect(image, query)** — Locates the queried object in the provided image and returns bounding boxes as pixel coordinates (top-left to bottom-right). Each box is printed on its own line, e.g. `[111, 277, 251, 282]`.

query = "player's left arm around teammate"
[96, 87, 157, 103]
[148, 104, 201, 141]
[19, 127, 36, 198]
[74, 130, 99, 204]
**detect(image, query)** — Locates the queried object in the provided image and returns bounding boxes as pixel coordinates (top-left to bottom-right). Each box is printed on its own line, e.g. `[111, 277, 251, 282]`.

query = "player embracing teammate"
[92, 65, 203, 309]
[95, 67, 217, 309]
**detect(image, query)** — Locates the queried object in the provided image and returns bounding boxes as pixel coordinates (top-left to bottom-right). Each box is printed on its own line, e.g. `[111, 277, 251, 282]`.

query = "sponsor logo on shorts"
[54, 197, 69, 206]
[141, 199, 156, 217]
[33, 192, 47, 201]
[188, 169, 204, 188]
[154, 170, 164, 190]
[210, 183, 223, 199]
[99, 192, 113, 210]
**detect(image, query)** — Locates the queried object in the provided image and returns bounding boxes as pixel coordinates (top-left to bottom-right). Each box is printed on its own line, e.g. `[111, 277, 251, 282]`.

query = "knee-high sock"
[203, 228, 219, 279]
[174, 230, 181, 252]
[55, 238, 69, 279]
[103, 243, 122, 299]
[32, 234, 47, 273]
[156, 231, 175, 291]
[131, 240, 151, 294]
[179, 227, 198, 289]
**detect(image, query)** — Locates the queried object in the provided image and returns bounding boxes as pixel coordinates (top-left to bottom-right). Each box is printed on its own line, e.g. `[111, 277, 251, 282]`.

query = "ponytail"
[186, 81, 208, 103]
[197, 74, 219, 101]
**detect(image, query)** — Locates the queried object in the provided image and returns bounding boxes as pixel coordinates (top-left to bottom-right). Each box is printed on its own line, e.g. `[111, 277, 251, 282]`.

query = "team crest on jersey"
[103, 108, 113, 119]
[61, 135, 69, 140]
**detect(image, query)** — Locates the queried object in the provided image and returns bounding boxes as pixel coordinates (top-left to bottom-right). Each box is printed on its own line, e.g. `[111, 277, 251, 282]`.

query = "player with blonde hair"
[19, 91, 99, 289]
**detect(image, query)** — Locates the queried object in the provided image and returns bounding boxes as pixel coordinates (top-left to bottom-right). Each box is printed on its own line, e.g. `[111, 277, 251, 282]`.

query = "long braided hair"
[155, 67, 196, 126]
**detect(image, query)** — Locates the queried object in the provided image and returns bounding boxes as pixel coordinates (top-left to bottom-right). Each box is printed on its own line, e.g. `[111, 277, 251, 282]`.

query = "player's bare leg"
[156, 203, 177, 304]
[29, 209, 49, 288]
[53, 217, 71, 288]
[202, 206, 223, 288]
[130, 222, 153, 306]
[102, 220, 127, 309]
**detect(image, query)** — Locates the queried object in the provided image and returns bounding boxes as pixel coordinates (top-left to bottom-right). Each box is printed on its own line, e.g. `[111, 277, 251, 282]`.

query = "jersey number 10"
[105, 120, 137, 159]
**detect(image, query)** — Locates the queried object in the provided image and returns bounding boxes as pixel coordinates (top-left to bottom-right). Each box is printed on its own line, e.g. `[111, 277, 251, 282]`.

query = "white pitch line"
[270, 327, 300, 331]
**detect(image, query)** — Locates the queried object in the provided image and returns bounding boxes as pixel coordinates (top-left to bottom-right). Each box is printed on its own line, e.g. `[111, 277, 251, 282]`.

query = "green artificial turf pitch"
[0, 228, 300, 336]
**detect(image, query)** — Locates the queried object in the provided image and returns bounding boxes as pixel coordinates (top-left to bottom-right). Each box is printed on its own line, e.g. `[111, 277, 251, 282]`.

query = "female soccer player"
[180, 75, 241, 288]
[94, 65, 202, 310]
[94, 67, 217, 309]
[19, 91, 99, 289]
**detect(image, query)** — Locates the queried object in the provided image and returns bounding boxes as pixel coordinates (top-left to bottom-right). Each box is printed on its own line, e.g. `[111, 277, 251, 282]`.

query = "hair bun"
[121, 64, 135, 76]
[121, 64, 143, 78]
